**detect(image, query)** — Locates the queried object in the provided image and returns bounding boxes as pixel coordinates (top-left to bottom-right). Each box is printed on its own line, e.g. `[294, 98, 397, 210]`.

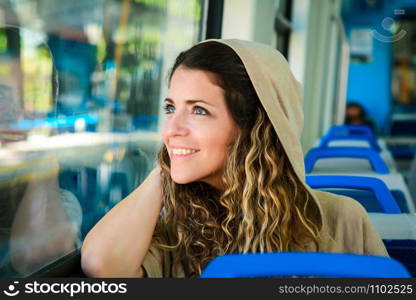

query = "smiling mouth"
[170, 148, 200, 158]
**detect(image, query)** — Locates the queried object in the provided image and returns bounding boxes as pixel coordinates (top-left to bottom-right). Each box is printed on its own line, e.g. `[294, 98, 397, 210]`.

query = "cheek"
[201, 130, 233, 162]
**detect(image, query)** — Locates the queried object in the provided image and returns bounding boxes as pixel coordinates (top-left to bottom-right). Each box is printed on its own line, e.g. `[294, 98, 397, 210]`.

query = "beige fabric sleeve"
[141, 244, 188, 277]
[314, 190, 389, 256]
[141, 245, 169, 278]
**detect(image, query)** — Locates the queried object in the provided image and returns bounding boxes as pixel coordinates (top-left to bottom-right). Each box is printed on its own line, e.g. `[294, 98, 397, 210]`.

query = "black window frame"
[205, 0, 224, 39]
[274, 0, 293, 58]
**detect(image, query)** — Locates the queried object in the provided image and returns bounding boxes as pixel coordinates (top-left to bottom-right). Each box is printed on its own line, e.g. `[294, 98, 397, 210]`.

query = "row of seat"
[201, 125, 415, 277]
[305, 125, 415, 213]
[303, 125, 416, 277]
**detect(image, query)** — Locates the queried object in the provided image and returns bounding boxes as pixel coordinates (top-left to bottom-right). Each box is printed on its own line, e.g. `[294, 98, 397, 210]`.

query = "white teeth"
[172, 148, 198, 155]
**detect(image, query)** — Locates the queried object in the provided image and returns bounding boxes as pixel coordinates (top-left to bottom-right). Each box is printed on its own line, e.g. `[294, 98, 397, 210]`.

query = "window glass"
[0, 0, 203, 277]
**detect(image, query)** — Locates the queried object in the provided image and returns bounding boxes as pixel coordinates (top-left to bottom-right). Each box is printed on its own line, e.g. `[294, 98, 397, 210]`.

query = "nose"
[163, 111, 190, 138]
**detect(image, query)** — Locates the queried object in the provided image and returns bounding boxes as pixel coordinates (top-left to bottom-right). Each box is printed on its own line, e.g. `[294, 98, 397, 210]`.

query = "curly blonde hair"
[154, 42, 322, 277]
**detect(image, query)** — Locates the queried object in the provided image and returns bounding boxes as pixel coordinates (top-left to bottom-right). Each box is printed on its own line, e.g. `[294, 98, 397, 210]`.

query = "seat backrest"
[391, 190, 409, 213]
[321, 189, 409, 213]
[305, 171, 415, 213]
[409, 156, 416, 203]
[200, 252, 411, 278]
[319, 125, 381, 152]
[384, 239, 416, 278]
[304, 147, 389, 174]
[306, 175, 401, 213]
[368, 213, 416, 240]
[391, 120, 416, 136]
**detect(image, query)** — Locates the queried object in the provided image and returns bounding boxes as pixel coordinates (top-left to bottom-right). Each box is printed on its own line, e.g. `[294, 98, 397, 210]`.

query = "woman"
[345, 101, 376, 133]
[81, 39, 387, 278]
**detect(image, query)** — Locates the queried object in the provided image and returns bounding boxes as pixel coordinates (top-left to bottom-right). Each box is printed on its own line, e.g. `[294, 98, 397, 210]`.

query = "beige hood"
[203, 39, 323, 213]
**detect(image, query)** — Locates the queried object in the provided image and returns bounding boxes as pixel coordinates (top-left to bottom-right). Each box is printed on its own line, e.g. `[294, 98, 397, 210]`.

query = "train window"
[0, 0, 204, 277]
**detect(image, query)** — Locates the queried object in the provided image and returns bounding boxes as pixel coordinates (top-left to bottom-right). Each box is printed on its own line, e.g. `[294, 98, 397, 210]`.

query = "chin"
[170, 171, 197, 185]
[171, 178, 191, 184]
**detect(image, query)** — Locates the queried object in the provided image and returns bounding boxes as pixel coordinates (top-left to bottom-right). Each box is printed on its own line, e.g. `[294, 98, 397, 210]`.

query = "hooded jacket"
[142, 39, 388, 277]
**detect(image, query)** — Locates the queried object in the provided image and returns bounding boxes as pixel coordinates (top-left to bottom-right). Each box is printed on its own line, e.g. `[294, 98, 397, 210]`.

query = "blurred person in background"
[345, 101, 376, 134]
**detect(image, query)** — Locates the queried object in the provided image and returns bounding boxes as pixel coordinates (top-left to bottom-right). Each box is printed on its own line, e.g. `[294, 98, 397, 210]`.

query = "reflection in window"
[0, 0, 203, 277]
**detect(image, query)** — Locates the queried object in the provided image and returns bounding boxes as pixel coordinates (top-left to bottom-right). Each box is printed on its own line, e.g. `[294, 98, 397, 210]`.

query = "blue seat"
[320, 189, 409, 214]
[384, 239, 416, 277]
[409, 156, 416, 203]
[319, 125, 381, 152]
[388, 115, 416, 159]
[306, 175, 401, 213]
[304, 147, 389, 174]
[200, 252, 410, 278]
[391, 120, 416, 136]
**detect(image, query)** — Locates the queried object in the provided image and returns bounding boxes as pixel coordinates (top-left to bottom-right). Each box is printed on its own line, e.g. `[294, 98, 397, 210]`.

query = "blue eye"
[164, 104, 175, 114]
[194, 106, 208, 115]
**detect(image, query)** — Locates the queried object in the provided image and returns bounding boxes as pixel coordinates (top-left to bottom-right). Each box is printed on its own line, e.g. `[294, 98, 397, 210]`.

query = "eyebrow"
[164, 98, 215, 107]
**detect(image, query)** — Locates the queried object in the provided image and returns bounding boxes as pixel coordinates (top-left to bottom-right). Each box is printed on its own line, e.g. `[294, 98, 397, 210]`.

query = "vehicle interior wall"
[289, 0, 344, 152]
[221, 0, 277, 46]
[342, 0, 416, 135]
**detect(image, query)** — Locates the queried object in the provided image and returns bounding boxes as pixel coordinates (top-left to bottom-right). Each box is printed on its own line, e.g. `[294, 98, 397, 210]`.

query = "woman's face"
[162, 67, 237, 189]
